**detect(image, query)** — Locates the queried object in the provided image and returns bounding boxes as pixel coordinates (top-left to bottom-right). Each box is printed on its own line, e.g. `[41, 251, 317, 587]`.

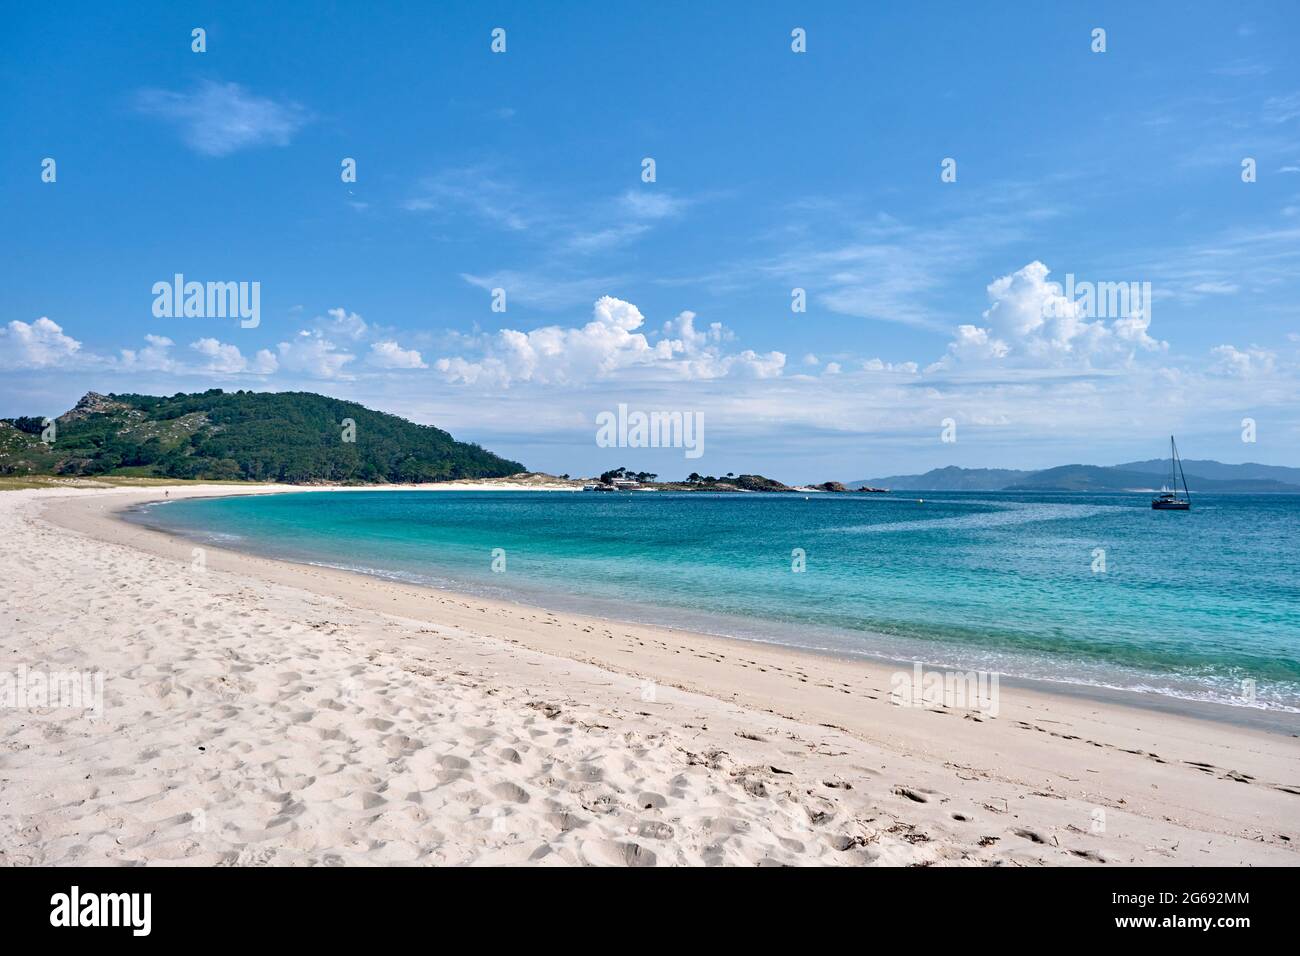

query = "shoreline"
[123, 486, 1298, 734]
[61, 485, 1300, 738]
[7, 483, 1298, 865]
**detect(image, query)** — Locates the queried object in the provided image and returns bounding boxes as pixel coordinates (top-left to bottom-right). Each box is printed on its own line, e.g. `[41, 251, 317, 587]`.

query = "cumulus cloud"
[117, 335, 277, 375]
[135, 81, 310, 156]
[710, 349, 787, 379]
[368, 340, 427, 369]
[436, 296, 667, 386]
[661, 309, 731, 351]
[935, 261, 1165, 369]
[942, 323, 1012, 365]
[0, 317, 82, 369]
[1210, 344, 1277, 377]
[318, 307, 369, 341]
[119, 334, 178, 372]
[863, 358, 919, 374]
[656, 306, 784, 379]
[276, 330, 355, 379]
[435, 296, 784, 387]
[191, 338, 278, 375]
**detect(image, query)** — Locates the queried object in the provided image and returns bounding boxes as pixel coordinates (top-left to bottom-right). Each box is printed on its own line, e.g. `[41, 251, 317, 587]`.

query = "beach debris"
[893, 786, 929, 803]
[526, 700, 563, 719]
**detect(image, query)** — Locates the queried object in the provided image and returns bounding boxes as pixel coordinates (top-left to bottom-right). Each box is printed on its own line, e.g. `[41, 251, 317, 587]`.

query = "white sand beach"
[1, 484, 1296, 866]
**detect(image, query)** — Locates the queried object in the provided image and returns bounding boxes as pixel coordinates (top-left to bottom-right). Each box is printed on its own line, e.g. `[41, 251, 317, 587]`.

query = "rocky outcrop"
[59, 392, 130, 422]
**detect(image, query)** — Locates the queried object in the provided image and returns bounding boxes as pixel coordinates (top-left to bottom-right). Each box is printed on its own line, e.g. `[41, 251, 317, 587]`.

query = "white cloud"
[660, 308, 783, 379]
[436, 296, 667, 386]
[368, 340, 427, 369]
[0, 317, 82, 369]
[863, 358, 919, 374]
[318, 308, 369, 341]
[565, 223, 651, 253]
[191, 338, 278, 375]
[771, 241, 950, 330]
[135, 81, 309, 156]
[661, 309, 731, 350]
[1211, 59, 1271, 78]
[619, 190, 688, 220]
[435, 296, 783, 386]
[117, 335, 276, 375]
[563, 191, 689, 254]
[1210, 344, 1276, 377]
[460, 271, 621, 311]
[1263, 92, 1300, 126]
[935, 261, 1165, 369]
[401, 167, 530, 230]
[119, 334, 178, 372]
[713, 349, 787, 379]
[759, 209, 1046, 331]
[276, 331, 355, 379]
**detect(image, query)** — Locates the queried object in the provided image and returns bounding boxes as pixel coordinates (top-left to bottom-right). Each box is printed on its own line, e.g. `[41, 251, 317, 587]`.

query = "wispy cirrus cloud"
[135, 80, 310, 156]
[400, 166, 533, 230]
[459, 270, 625, 311]
[402, 164, 696, 260]
[1262, 91, 1300, 126]
[756, 204, 1046, 331]
[563, 189, 692, 254]
[1211, 58, 1272, 78]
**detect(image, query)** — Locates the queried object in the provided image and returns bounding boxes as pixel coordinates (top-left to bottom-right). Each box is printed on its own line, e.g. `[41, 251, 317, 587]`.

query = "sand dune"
[1, 485, 1295, 866]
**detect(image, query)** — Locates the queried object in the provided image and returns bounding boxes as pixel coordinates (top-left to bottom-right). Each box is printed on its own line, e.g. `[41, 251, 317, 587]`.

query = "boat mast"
[1173, 436, 1190, 501]
[1168, 435, 1175, 493]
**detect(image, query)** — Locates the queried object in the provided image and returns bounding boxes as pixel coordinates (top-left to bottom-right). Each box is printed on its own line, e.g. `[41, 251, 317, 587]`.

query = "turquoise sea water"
[132, 490, 1300, 712]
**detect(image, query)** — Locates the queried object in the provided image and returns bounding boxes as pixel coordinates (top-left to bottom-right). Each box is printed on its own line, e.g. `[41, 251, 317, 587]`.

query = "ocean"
[130, 489, 1300, 713]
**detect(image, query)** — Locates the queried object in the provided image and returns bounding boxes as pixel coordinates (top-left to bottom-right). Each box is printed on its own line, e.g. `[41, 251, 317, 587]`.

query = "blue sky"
[3, 0, 1299, 482]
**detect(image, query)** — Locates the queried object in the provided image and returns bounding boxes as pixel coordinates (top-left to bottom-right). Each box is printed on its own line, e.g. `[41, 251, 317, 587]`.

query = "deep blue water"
[132, 490, 1300, 711]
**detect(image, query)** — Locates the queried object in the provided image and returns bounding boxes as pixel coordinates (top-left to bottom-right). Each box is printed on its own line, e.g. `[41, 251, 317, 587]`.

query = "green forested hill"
[0, 390, 524, 483]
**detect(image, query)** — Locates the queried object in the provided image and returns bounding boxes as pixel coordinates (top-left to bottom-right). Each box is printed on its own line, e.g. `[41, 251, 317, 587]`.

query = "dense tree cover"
[0, 389, 524, 483]
[597, 466, 658, 484]
[3, 417, 46, 435]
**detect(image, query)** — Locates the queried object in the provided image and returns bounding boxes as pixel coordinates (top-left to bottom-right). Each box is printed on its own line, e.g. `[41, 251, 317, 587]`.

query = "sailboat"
[1151, 436, 1191, 510]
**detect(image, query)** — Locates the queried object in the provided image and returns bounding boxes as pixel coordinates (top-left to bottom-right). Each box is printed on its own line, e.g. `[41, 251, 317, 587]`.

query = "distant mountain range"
[0, 390, 523, 483]
[851, 460, 1300, 493]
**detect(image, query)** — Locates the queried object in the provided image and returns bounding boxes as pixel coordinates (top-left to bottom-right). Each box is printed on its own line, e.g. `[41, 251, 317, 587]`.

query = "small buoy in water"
[917, 498, 924, 504]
